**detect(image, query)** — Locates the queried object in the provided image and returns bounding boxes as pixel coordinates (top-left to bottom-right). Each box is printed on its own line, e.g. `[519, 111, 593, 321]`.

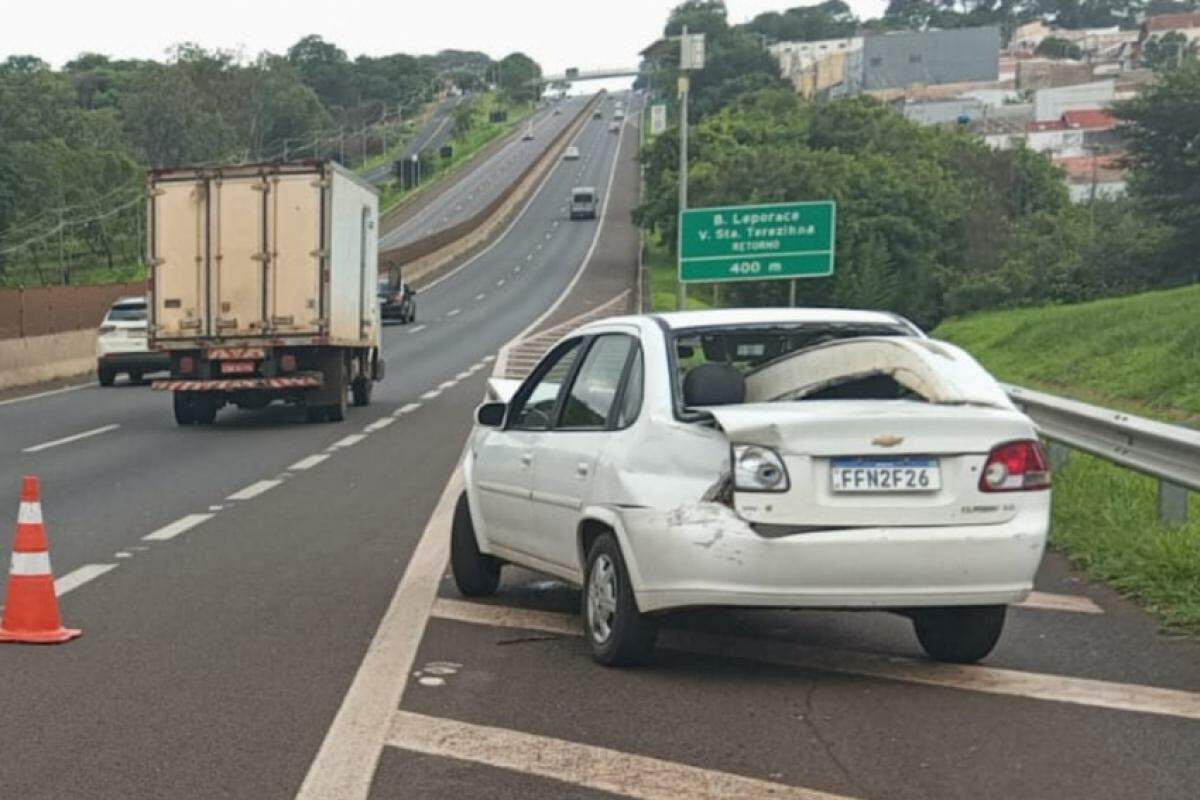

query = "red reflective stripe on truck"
[150, 375, 322, 391]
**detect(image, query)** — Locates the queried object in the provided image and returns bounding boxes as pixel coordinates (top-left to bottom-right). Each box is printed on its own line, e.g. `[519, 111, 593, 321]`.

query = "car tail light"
[980, 440, 1051, 492]
[179, 356, 196, 375]
[280, 354, 297, 373]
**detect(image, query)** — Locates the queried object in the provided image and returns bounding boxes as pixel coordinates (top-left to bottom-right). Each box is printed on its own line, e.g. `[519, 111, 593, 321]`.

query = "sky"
[1, 0, 888, 76]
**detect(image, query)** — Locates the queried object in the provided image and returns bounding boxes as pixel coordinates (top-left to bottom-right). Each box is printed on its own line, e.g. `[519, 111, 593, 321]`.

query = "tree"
[1142, 32, 1197, 70]
[287, 34, 354, 110]
[665, 0, 730, 38]
[1035, 36, 1084, 60]
[495, 52, 542, 104]
[745, 2, 858, 43]
[1113, 61, 1200, 282]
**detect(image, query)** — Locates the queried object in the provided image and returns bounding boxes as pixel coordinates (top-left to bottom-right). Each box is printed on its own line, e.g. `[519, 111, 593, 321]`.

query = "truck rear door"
[211, 176, 265, 337]
[151, 178, 208, 340]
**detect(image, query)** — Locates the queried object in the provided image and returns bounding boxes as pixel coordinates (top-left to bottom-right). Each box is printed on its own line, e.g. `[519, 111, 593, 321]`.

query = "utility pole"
[676, 25, 690, 312]
[282, 139, 289, 161]
[339, 127, 345, 164]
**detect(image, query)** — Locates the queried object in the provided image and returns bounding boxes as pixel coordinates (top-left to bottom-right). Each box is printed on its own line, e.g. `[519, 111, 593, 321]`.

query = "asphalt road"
[378, 94, 597, 251]
[4, 89, 1199, 800]
[0, 91, 637, 799]
[362, 96, 465, 186]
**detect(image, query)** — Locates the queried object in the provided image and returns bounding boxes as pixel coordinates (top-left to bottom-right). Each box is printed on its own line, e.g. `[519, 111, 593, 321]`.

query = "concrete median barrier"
[0, 329, 95, 390]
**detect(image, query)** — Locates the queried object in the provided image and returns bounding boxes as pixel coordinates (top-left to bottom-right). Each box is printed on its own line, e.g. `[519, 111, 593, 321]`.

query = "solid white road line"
[387, 711, 852, 800]
[409, 325, 427, 334]
[21, 423, 120, 453]
[330, 434, 367, 450]
[364, 418, 395, 433]
[290, 454, 330, 471]
[143, 513, 214, 542]
[0, 381, 95, 407]
[1018, 591, 1104, 614]
[54, 563, 119, 596]
[393, 403, 421, 416]
[437, 380, 457, 391]
[295, 469, 464, 800]
[419, 389, 441, 401]
[454, 370, 472, 381]
[227, 479, 283, 501]
[431, 599, 1200, 723]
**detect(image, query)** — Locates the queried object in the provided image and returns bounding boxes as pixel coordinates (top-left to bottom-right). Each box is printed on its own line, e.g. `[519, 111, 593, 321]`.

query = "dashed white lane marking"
[437, 380, 457, 391]
[329, 434, 367, 450]
[454, 370, 472, 381]
[54, 564, 119, 596]
[387, 711, 848, 800]
[409, 325, 427, 334]
[208, 505, 223, 512]
[364, 418, 395, 433]
[22, 423, 120, 453]
[545, 232, 552, 239]
[419, 389, 441, 401]
[525, 253, 533, 261]
[290, 454, 330, 470]
[482, 355, 495, 363]
[497, 279, 506, 287]
[514, 266, 522, 272]
[535, 244, 542, 251]
[227, 479, 283, 501]
[430, 599, 1200, 722]
[143, 513, 214, 542]
[0, 381, 94, 407]
[446, 308, 461, 317]
[475, 293, 486, 301]
[295, 468, 464, 800]
[552, 220, 560, 227]
[1018, 591, 1104, 614]
[393, 403, 421, 416]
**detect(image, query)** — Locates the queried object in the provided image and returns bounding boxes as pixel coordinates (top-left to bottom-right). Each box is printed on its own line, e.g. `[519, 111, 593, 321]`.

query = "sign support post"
[676, 25, 691, 311]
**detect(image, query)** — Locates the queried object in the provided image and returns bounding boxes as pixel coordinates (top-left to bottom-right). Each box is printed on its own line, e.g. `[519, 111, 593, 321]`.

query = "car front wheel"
[584, 533, 656, 667]
[450, 493, 501, 596]
[911, 605, 1006, 664]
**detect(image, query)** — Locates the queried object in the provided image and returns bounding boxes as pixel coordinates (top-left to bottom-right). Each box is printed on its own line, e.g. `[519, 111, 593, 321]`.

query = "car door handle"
[520, 453, 533, 467]
[576, 462, 589, 478]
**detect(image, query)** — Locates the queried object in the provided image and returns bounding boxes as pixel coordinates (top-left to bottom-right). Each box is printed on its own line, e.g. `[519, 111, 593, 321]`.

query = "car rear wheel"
[584, 533, 656, 667]
[98, 365, 116, 387]
[449, 493, 501, 597]
[911, 605, 1006, 664]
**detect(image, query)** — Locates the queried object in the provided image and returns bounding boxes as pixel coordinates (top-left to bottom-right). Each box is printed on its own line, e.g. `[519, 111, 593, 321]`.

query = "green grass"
[646, 234, 713, 311]
[378, 93, 535, 214]
[1, 262, 145, 289]
[934, 284, 1200, 423]
[935, 285, 1200, 635]
[354, 120, 418, 177]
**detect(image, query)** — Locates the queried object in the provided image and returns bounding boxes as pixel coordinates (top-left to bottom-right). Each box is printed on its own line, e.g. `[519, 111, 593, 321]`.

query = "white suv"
[96, 296, 168, 386]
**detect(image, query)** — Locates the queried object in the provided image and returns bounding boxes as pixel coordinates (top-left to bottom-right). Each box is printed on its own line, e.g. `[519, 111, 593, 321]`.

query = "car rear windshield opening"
[106, 303, 147, 321]
[573, 192, 594, 203]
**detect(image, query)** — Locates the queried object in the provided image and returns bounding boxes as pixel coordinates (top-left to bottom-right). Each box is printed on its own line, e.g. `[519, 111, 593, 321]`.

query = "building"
[1137, 12, 1200, 62]
[1057, 155, 1127, 202]
[1017, 59, 1095, 91]
[768, 38, 863, 99]
[860, 27, 1001, 92]
[1009, 21, 1138, 61]
[1025, 119, 1087, 157]
[1033, 79, 1115, 122]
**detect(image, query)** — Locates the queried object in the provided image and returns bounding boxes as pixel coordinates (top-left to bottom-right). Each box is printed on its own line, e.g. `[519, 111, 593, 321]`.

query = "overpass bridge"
[540, 66, 642, 84]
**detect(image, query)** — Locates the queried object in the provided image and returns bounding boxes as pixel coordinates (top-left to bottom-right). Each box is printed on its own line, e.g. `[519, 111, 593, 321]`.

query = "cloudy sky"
[2, 0, 887, 72]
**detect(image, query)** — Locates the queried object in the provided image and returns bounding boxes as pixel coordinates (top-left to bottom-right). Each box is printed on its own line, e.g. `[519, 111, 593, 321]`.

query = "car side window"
[558, 335, 635, 430]
[509, 340, 583, 431]
[615, 346, 643, 428]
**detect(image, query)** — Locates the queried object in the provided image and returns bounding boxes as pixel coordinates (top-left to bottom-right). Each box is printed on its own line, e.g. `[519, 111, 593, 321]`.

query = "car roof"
[110, 296, 146, 307]
[572, 186, 596, 192]
[582, 308, 915, 332]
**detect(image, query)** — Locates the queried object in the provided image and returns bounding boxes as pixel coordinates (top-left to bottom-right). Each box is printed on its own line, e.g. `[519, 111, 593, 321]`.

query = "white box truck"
[147, 161, 384, 425]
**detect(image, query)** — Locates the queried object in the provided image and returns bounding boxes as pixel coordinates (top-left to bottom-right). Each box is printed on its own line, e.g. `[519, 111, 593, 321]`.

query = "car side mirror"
[475, 402, 506, 428]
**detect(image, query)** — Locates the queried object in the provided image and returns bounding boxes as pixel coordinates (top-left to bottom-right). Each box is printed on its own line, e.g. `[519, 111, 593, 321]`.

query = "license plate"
[830, 457, 941, 493]
[220, 361, 255, 375]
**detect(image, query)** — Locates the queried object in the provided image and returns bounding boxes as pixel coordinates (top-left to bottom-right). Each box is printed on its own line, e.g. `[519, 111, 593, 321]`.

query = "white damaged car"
[454, 309, 1051, 666]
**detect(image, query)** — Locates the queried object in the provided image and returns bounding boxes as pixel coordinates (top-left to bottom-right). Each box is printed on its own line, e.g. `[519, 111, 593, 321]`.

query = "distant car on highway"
[569, 187, 597, 220]
[608, 121, 620, 133]
[522, 123, 535, 142]
[614, 109, 625, 121]
[592, 110, 603, 120]
[96, 296, 169, 386]
[453, 309, 1052, 666]
[563, 146, 581, 161]
[378, 276, 417, 324]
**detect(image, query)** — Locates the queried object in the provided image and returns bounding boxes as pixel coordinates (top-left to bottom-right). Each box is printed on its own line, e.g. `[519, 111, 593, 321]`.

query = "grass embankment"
[645, 234, 713, 311]
[935, 285, 1200, 634]
[378, 93, 535, 213]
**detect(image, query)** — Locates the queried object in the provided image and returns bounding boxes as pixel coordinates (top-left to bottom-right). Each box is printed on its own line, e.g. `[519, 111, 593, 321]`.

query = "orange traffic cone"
[0, 476, 81, 644]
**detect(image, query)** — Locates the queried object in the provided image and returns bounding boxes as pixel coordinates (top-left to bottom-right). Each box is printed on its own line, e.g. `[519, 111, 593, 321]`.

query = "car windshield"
[106, 303, 146, 322]
[573, 192, 593, 203]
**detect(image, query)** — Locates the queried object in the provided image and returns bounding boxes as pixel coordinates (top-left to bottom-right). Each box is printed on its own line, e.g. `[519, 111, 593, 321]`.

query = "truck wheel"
[304, 405, 326, 424]
[584, 533, 657, 667]
[173, 392, 196, 426]
[130, 371, 144, 384]
[98, 365, 116, 387]
[450, 493, 501, 597]
[326, 386, 347, 422]
[911, 606, 1006, 664]
[193, 395, 218, 425]
[351, 376, 372, 407]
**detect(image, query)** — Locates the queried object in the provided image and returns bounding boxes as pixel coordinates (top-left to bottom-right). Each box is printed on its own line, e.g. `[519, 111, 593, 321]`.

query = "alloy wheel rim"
[587, 554, 618, 644]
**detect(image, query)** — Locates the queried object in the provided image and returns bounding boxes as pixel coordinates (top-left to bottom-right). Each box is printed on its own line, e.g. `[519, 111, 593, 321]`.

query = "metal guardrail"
[1006, 384, 1200, 523]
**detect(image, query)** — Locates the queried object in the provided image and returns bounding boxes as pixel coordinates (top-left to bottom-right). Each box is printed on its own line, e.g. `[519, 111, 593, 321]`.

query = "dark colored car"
[378, 278, 417, 324]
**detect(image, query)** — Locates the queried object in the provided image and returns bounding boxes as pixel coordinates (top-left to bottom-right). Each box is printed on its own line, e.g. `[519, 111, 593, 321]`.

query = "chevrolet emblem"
[871, 434, 904, 448]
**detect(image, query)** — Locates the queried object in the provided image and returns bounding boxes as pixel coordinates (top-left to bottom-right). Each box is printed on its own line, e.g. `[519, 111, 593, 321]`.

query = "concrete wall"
[862, 27, 1000, 91]
[1034, 79, 1116, 121]
[0, 329, 96, 390]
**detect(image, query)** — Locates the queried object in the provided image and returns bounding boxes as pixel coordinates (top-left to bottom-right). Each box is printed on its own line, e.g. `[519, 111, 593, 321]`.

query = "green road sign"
[678, 201, 836, 283]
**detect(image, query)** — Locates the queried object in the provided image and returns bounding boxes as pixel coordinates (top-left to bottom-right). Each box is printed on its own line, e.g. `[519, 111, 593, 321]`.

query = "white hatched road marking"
[227, 479, 282, 501]
[143, 513, 214, 542]
[21, 423, 120, 453]
[54, 564, 119, 596]
[364, 418, 395, 432]
[329, 434, 367, 450]
[388, 711, 852, 800]
[430, 598, 1200, 722]
[290, 454, 330, 471]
